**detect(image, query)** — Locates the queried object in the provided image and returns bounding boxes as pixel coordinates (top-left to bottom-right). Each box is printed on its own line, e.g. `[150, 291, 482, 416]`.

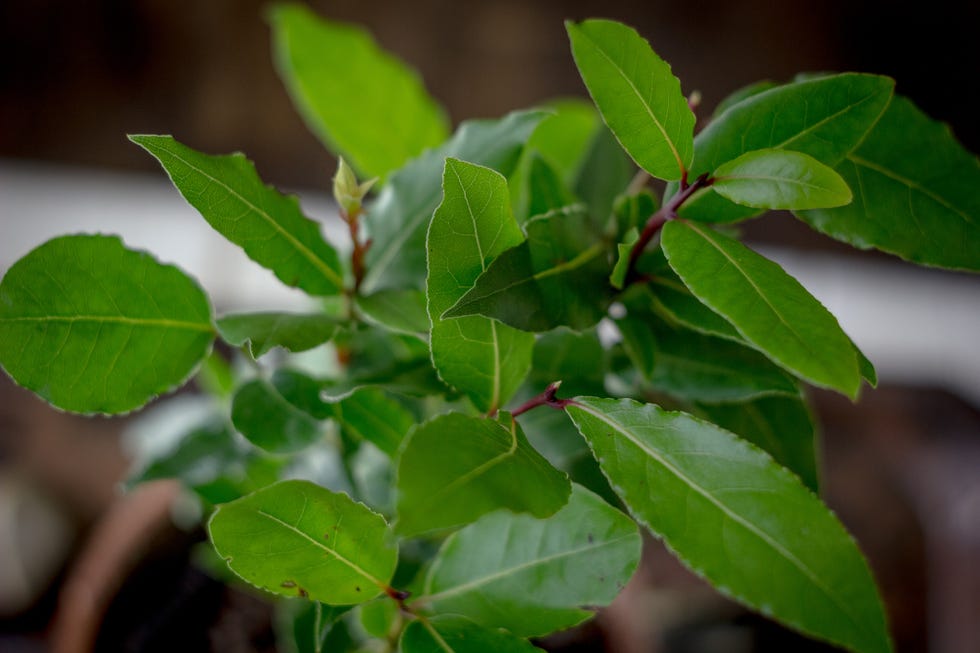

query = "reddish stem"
[511, 381, 575, 417]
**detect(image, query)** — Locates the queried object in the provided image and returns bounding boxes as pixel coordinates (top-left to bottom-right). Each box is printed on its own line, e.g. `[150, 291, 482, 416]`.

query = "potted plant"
[1, 5, 977, 652]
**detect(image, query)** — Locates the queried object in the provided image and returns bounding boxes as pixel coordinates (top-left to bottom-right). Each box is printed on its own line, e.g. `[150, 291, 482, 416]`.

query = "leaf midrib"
[0, 314, 213, 332]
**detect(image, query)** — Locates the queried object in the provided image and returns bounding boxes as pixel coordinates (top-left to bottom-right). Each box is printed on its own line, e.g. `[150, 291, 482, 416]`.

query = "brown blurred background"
[1, 1, 979, 652]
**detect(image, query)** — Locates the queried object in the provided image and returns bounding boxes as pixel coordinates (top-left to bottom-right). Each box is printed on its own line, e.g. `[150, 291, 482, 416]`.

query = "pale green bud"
[333, 157, 377, 216]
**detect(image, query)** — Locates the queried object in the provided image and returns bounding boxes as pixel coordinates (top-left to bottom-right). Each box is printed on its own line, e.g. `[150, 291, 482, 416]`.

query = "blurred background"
[1, 1, 979, 652]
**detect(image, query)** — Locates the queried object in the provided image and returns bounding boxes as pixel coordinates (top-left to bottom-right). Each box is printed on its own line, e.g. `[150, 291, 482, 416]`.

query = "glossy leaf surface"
[396, 412, 570, 536]
[131, 134, 344, 296]
[799, 95, 980, 271]
[0, 235, 213, 414]
[427, 158, 534, 411]
[712, 149, 852, 210]
[231, 369, 329, 453]
[355, 289, 429, 337]
[661, 221, 861, 397]
[216, 312, 338, 357]
[567, 19, 694, 180]
[401, 616, 543, 653]
[364, 110, 544, 292]
[416, 484, 640, 637]
[270, 4, 448, 179]
[566, 397, 891, 653]
[209, 480, 397, 604]
[445, 207, 612, 332]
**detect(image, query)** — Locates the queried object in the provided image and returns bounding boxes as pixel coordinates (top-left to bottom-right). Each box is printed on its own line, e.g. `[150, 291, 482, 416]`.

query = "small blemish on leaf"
[587, 533, 594, 543]
[324, 533, 330, 539]
[298, 587, 309, 599]
[355, 586, 361, 592]
[281, 580, 297, 588]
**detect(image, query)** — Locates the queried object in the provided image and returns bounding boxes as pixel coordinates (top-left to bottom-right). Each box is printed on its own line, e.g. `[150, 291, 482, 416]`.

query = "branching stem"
[511, 381, 576, 417]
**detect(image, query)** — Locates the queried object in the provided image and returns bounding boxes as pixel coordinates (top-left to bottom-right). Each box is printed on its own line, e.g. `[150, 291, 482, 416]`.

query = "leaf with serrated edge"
[565, 397, 891, 653]
[566, 19, 694, 181]
[415, 484, 640, 637]
[131, 134, 344, 296]
[395, 412, 570, 537]
[427, 158, 535, 411]
[364, 110, 545, 292]
[0, 234, 213, 414]
[401, 616, 544, 653]
[713, 149, 852, 210]
[216, 312, 338, 357]
[208, 479, 397, 604]
[799, 95, 980, 271]
[270, 4, 448, 179]
[661, 221, 861, 397]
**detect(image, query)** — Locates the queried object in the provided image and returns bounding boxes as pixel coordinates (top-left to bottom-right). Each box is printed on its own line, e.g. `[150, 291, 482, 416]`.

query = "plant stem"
[624, 172, 711, 284]
[313, 601, 324, 653]
[511, 381, 575, 417]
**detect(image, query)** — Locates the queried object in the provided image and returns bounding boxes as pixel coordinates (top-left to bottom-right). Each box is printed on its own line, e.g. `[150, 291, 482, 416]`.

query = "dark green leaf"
[414, 484, 641, 637]
[209, 480, 397, 604]
[270, 4, 448, 179]
[571, 125, 637, 229]
[661, 221, 861, 397]
[427, 158, 535, 412]
[674, 73, 894, 222]
[445, 207, 613, 332]
[799, 95, 980, 271]
[328, 387, 415, 457]
[231, 369, 329, 453]
[0, 234, 213, 414]
[566, 19, 694, 180]
[525, 99, 599, 182]
[713, 149, 852, 210]
[566, 397, 891, 653]
[522, 153, 579, 222]
[355, 288, 429, 336]
[609, 228, 639, 289]
[699, 395, 819, 492]
[612, 190, 658, 239]
[395, 412, 570, 536]
[131, 134, 344, 295]
[639, 271, 743, 342]
[401, 616, 543, 653]
[530, 328, 606, 397]
[364, 110, 545, 292]
[711, 80, 777, 119]
[216, 312, 339, 357]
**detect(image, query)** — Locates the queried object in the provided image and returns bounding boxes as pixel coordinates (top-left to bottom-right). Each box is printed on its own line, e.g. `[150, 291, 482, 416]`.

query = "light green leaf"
[231, 369, 329, 453]
[637, 270, 743, 342]
[401, 616, 544, 653]
[328, 387, 415, 457]
[216, 312, 339, 357]
[610, 227, 639, 289]
[618, 317, 800, 402]
[270, 4, 448, 179]
[674, 73, 894, 222]
[131, 134, 344, 296]
[444, 207, 613, 332]
[713, 149, 852, 210]
[0, 234, 213, 414]
[208, 479, 397, 604]
[799, 95, 980, 271]
[661, 221, 861, 397]
[355, 288, 429, 337]
[364, 110, 545, 292]
[395, 412, 570, 537]
[525, 99, 599, 182]
[565, 397, 891, 653]
[414, 484, 640, 637]
[427, 158, 535, 412]
[699, 395, 819, 492]
[566, 19, 694, 181]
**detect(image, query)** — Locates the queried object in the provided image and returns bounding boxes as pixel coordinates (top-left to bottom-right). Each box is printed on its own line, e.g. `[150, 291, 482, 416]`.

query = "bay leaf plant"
[1, 5, 977, 652]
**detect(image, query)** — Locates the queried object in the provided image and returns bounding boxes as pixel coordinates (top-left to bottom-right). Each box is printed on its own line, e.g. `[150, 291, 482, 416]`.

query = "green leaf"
[444, 207, 613, 332]
[674, 73, 894, 222]
[638, 271, 743, 342]
[414, 484, 641, 637]
[711, 80, 777, 119]
[395, 412, 570, 537]
[612, 189, 658, 238]
[401, 616, 544, 653]
[618, 317, 800, 402]
[712, 149, 852, 210]
[208, 479, 397, 604]
[530, 328, 606, 397]
[661, 221, 861, 397]
[0, 234, 213, 414]
[216, 312, 339, 357]
[699, 395, 819, 492]
[565, 397, 891, 653]
[566, 19, 694, 181]
[231, 369, 330, 453]
[609, 228, 639, 289]
[571, 125, 637, 229]
[364, 110, 545, 292]
[131, 134, 344, 296]
[270, 4, 448, 179]
[427, 158, 535, 412]
[525, 99, 599, 182]
[799, 95, 980, 271]
[521, 153, 579, 222]
[328, 387, 415, 458]
[355, 289, 429, 336]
